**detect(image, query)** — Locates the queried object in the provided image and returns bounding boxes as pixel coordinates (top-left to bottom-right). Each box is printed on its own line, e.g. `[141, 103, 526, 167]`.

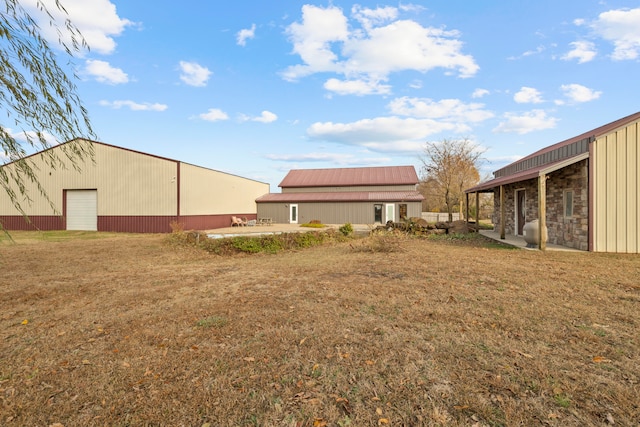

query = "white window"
[564, 190, 574, 217]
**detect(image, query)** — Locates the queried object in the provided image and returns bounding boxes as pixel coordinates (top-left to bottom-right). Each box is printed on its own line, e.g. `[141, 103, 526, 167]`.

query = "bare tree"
[1, 0, 95, 226]
[418, 138, 484, 222]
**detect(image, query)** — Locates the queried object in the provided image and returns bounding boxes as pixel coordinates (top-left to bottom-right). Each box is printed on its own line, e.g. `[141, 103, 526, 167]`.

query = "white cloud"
[472, 89, 490, 99]
[282, 4, 349, 80]
[387, 97, 494, 123]
[265, 152, 390, 165]
[307, 116, 464, 153]
[179, 61, 212, 87]
[198, 108, 229, 122]
[556, 84, 602, 105]
[237, 24, 256, 46]
[493, 110, 558, 134]
[22, 0, 134, 55]
[99, 100, 167, 111]
[514, 87, 544, 104]
[590, 7, 640, 60]
[242, 111, 278, 123]
[562, 41, 597, 63]
[84, 59, 128, 84]
[283, 5, 478, 94]
[323, 78, 391, 96]
[351, 5, 398, 30]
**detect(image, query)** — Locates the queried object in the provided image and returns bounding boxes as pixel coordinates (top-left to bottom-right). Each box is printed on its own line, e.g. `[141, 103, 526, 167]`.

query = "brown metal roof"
[278, 166, 419, 188]
[467, 153, 589, 193]
[256, 191, 424, 203]
[468, 111, 640, 193]
[506, 111, 640, 168]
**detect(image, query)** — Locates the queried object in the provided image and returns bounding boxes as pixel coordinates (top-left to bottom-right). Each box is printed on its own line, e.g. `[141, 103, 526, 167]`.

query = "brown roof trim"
[467, 153, 589, 193]
[492, 111, 640, 178]
[279, 166, 419, 188]
[256, 191, 424, 203]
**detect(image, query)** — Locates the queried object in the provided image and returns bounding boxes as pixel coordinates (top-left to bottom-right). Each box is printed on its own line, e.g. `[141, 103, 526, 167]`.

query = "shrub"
[339, 223, 353, 236]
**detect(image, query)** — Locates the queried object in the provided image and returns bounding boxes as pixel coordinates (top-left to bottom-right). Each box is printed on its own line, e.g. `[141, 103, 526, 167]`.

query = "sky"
[10, 0, 640, 191]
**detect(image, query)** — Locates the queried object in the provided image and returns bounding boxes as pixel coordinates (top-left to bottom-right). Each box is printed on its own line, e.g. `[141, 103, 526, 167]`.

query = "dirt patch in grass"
[1, 231, 639, 426]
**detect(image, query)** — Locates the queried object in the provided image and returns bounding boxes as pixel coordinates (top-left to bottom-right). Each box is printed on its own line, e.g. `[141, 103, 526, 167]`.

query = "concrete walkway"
[479, 229, 583, 252]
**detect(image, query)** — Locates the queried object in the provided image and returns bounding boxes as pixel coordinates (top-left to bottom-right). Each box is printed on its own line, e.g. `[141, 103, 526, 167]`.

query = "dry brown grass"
[1, 231, 639, 426]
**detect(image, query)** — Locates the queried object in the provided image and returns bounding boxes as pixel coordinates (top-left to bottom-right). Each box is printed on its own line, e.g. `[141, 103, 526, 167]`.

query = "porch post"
[500, 185, 505, 240]
[465, 193, 469, 223]
[475, 191, 480, 225]
[538, 174, 547, 251]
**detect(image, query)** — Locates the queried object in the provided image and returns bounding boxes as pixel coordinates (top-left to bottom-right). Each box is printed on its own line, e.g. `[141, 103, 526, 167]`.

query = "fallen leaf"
[313, 417, 327, 426]
[365, 360, 375, 365]
[606, 413, 615, 424]
[378, 418, 389, 425]
[243, 357, 255, 362]
[21, 319, 29, 325]
[299, 337, 308, 345]
[454, 405, 469, 410]
[376, 407, 383, 415]
[593, 356, 611, 363]
[122, 361, 131, 368]
[81, 359, 90, 365]
[312, 363, 320, 371]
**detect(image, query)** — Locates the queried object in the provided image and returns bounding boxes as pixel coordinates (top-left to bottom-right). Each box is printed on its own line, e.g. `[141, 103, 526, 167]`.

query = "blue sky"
[13, 0, 640, 190]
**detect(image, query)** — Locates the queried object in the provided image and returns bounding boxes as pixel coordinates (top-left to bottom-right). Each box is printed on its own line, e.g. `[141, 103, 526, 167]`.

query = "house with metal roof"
[466, 111, 640, 253]
[256, 166, 424, 225]
[1, 139, 269, 233]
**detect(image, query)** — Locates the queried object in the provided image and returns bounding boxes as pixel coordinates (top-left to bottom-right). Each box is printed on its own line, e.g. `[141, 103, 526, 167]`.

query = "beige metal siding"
[179, 163, 269, 215]
[282, 185, 417, 193]
[593, 120, 640, 253]
[94, 143, 178, 215]
[0, 148, 98, 216]
[0, 142, 178, 216]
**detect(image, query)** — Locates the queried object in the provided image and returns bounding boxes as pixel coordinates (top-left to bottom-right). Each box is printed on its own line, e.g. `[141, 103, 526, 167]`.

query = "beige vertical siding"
[179, 163, 269, 215]
[593, 120, 640, 253]
[1, 142, 98, 215]
[94, 143, 178, 215]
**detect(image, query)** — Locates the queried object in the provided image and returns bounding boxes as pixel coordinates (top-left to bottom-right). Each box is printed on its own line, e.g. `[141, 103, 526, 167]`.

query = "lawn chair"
[231, 216, 247, 227]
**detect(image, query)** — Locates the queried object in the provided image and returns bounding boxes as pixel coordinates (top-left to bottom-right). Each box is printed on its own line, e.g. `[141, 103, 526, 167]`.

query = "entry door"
[516, 190, 525, 235]
[66, 189, 97, 231]
[385, 203, 395, 223]
[289, 204, 298, 224]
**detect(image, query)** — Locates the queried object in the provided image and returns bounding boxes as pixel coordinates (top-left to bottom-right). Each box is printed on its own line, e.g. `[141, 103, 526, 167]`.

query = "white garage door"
[66, 190, 97, 231]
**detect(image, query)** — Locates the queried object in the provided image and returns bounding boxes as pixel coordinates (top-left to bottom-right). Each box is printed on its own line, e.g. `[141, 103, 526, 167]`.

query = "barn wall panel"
[0, 215, 64, 231]
[179, 163, 269, 215]
[593, 120, 640, 253]
[94, 143, 177, 216]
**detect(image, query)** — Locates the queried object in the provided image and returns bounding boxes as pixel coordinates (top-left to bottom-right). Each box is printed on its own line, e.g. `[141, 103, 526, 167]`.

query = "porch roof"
[466, 152, 589, 193]
[256, 191, 424, 203]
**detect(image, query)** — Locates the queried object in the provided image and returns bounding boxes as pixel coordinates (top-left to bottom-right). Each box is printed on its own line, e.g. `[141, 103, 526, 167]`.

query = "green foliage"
[338, 223, 353, 236]
[300, 222, 325, 228]
[1, 0, 95, 221]
[172, 230, 347, 255]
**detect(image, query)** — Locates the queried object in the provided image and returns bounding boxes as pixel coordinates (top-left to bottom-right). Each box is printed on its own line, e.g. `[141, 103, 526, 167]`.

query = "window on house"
[564, 190, 574, 217]
[374, 204, 383, 223]
[399, 204, 408, 220]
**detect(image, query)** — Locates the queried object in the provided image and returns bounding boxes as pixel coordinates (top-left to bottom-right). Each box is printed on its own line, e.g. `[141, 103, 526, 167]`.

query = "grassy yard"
[1, 231, 638, 426]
